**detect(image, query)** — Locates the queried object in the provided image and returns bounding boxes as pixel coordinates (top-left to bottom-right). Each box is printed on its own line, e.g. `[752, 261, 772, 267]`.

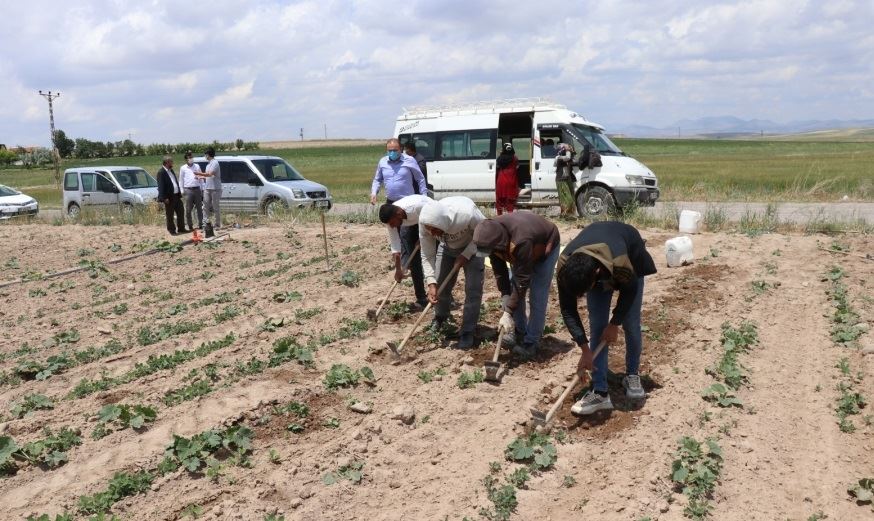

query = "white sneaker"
[571, 391, 613, 416]
[623, 375, 646, 400]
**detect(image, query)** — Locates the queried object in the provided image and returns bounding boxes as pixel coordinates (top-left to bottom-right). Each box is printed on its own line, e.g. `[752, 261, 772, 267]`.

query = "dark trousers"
[400, 224, 427, 305]
[184, 188, 203, 230]
[163, 193, 185, 234]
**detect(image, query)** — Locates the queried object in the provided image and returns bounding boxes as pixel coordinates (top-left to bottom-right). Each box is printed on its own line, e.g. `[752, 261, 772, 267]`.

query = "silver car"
[194, 155, 333, 216]
[63, 167, 159, 217]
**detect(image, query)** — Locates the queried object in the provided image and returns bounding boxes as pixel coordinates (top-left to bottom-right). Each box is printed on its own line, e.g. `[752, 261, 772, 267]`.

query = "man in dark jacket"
[156, 155, 185, 235]
[403, 141, 428, 188]
[555, 221, 657, 415]
[473, 212, 561, 359]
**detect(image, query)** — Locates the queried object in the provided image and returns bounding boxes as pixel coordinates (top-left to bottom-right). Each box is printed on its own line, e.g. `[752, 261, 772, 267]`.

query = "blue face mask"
[387, 150, 400, 161]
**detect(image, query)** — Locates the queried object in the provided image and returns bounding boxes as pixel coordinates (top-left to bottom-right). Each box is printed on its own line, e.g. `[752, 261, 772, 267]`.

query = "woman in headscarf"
[495, 142, 519, 215]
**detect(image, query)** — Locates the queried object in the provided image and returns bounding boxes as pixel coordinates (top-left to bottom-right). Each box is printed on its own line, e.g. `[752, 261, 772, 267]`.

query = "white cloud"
[205, 81, 255, 111]
[0, 0, 872, 145]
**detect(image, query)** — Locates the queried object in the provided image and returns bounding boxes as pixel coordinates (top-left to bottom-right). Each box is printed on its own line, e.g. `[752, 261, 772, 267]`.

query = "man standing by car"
[418, 196, 485, 349]
[378, 194, 430, 309]
[555, 221, 656, 415]
[403, 141, 428, 188]
[473, 212, 560, 359]
[156, 155, 185, 235]
[179, 151, 203, 231]
[371, 138, 429, 308]
[200, 147, 222, 229]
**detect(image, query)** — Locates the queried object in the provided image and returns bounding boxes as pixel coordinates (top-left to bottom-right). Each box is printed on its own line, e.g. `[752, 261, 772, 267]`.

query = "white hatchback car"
[0, 184, 39, 219]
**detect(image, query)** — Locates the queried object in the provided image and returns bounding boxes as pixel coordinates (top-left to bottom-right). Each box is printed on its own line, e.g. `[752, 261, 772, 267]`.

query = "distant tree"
[121, 139, 136, 156]
[235, 138, 244, 150]
[54, 129, 75, 158]
[74, 138, 93, 159]
[0, 149, 17, 166]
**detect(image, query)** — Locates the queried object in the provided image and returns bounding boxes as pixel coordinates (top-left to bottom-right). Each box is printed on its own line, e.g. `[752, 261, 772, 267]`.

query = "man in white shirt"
[180, 151, 204, 231]
[201, 147, 222, 228]
[419, 196, 485, 349]
[378, 194, 430, 309]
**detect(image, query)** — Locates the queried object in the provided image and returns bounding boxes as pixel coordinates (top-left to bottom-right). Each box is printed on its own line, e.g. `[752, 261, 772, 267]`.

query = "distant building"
[0, 144, 6, 151]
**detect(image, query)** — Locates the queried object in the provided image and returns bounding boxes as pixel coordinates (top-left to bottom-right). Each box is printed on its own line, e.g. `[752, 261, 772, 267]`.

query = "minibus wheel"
[576, 187, 615, 216]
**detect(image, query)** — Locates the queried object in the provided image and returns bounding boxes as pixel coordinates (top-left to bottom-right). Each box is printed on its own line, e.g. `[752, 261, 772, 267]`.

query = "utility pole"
[300, 127, 304, 141]
[38, 90, 61, 186]
[324, 123, 327, 140]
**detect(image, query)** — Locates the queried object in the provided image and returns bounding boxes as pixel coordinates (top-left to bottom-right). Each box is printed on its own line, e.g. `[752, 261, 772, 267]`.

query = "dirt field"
[0, 220, 872, 521]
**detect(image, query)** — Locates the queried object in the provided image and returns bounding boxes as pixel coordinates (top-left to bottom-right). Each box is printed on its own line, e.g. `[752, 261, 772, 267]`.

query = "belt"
[184, 186, 202, 190]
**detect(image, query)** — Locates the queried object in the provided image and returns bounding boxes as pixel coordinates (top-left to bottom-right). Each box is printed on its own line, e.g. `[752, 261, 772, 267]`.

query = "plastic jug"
[679, 210, 703, 234]
[665, 236, 694, 267]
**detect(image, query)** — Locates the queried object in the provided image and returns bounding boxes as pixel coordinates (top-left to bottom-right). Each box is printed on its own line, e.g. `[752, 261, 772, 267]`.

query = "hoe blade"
[484, 361, 504, 382]
[529, 407, 548, 426]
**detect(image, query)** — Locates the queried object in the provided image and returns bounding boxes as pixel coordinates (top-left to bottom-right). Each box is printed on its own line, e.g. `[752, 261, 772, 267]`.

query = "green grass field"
[2, 139, 872, 208]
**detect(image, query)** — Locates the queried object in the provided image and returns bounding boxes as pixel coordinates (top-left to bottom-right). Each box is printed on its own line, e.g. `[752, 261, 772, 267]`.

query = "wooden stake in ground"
[321, 211, 330, 270]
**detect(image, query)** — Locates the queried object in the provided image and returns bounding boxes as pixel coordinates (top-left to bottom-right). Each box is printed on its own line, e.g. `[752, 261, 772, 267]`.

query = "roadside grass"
[3, 140, 874, 208]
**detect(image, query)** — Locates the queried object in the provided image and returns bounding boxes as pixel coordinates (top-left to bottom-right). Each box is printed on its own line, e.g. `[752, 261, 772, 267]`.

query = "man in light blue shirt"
[370, 138, 427, 205]
[371, 138, 428, 308]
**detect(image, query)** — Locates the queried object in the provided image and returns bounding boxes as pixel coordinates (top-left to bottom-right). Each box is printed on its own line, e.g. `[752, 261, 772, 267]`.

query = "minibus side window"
[436, 129, 496, 160]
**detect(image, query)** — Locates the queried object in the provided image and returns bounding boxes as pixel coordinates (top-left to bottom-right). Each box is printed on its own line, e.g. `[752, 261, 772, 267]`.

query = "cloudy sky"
[2, 0, 872, 146]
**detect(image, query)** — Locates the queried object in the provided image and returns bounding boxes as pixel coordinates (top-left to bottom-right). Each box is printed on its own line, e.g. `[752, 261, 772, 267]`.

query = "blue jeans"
[587, 277, 645, 392]
[511, 245, 560, 347]
[434, 245, 484, 335]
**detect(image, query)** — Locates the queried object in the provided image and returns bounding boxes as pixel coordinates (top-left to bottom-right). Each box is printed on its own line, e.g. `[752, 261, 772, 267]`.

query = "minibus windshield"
[570, 124, 625, 156]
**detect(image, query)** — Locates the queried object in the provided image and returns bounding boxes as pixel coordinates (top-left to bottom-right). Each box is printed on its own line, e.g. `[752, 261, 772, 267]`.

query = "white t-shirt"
[180, 163, 203, 188]
[385, 194, 431, 254]
[204, 159, 222, 190]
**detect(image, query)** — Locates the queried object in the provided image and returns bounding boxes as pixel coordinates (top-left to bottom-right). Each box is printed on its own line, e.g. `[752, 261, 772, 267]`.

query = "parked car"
[0, 184, 39, 219]
[395, 98, 659, 216]
[63, 167, 159, 217]
[193, 155, 332, 216]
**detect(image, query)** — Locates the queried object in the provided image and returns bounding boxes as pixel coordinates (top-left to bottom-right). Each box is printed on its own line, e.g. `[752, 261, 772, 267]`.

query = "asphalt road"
[21, 201, 874, 226]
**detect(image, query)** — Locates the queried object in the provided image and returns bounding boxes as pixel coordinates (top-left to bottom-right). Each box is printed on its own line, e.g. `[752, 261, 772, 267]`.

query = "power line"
[38, 90, 61, 187]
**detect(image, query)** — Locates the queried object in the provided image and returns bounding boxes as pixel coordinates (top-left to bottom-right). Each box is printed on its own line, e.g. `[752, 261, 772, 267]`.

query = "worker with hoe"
[378, 194, 431, 309]
[418, 196, 486, 349]
[372, 138, 429, 309]
[555, 221, 657, 415]
[473, 212, 560, 359]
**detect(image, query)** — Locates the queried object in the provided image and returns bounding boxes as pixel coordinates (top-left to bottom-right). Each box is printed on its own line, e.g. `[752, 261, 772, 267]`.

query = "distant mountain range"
[611, 116, 874, 138]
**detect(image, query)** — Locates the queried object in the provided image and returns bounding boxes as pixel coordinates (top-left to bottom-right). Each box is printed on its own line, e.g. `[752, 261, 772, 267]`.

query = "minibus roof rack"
[401, 97, 568, 118]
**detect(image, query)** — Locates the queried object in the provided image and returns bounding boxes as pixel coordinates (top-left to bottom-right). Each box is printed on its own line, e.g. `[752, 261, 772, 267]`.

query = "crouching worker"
[378, 194, 431, 309]
[555, 221, 657, 415]
[419, 196, 486, 349]
[473, 212, 560, 359]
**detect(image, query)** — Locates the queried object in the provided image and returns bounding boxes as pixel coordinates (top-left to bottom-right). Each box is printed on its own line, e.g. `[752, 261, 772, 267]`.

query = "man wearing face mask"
[371, 138, 429, 308]
[179, 151, 204, 231]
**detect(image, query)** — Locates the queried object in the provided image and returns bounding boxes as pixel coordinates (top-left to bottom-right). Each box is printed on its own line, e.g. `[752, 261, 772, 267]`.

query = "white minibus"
[395, 98, 659, 215]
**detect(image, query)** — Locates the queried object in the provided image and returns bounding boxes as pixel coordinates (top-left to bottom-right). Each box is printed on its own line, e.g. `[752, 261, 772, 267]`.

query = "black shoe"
[456, 333, 475, 350]
[512, 342, 537, 360]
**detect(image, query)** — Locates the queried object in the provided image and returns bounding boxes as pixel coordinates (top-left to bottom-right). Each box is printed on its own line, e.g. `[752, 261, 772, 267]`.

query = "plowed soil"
[0, 220, 872, 521]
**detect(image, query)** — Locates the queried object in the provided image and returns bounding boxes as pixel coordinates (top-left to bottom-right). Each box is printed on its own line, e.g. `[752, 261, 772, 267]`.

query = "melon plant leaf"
[98, 404, 122, 424]
[322, 472, 337, 485]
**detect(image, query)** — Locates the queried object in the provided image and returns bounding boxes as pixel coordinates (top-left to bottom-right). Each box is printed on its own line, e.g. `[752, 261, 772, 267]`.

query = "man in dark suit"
[156, 155, 185, 235]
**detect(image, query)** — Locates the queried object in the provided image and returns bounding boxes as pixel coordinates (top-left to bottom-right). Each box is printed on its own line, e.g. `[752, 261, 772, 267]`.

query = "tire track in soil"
[715, 235, 874, 520]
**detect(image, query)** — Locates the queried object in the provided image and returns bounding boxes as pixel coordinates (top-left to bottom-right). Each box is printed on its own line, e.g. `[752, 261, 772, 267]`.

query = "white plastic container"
[665, 236, 694, 267]
[679, 210, 703, 234]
